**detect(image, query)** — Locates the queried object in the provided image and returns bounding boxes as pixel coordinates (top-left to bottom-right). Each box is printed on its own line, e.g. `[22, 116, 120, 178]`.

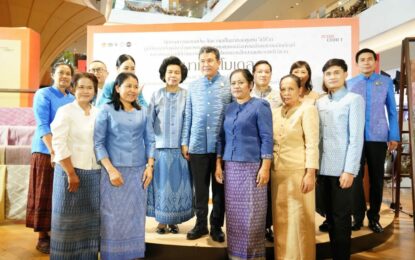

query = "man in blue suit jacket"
[347, 48, 400, 233]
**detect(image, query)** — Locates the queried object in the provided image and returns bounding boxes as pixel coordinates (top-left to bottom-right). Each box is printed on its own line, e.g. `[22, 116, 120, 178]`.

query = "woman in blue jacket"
[215, 69, 273, 260]
[94, 72, 155, 259]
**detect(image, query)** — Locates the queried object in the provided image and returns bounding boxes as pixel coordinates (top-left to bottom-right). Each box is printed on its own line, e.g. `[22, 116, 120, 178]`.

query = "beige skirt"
[271, 169, 316, 260]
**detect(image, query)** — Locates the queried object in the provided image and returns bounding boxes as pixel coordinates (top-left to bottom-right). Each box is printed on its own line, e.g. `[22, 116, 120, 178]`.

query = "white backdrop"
[88, 19, 358, 101]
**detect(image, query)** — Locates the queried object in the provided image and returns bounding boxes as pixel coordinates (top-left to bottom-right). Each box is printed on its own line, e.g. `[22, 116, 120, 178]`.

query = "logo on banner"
[321, 34, 343, 42]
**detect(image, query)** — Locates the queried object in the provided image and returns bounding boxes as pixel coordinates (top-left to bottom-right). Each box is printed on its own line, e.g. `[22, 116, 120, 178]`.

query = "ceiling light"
[275, 15, 279, 19]
[295, 2, 300, 6]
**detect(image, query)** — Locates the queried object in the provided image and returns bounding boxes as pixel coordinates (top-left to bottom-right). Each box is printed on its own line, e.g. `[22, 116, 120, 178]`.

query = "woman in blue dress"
[147, 56, 193, 234]
[26, 62, 75, 254]
[94, 72, 155, 259]
[97, 54, 147, 107]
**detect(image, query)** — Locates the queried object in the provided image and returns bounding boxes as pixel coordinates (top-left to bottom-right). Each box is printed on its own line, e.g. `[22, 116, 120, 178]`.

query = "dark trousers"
[266, 181, 272, 229]
[189, 153, 225, 228]
[352, 142, 387, 222]
[318, 175, 352, 260]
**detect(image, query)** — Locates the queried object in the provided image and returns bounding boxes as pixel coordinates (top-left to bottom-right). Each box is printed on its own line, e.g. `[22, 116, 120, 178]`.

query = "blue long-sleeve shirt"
[181, 73, 232, 154]
[217, 98, 273, 162]
[148, 87, 187, 149]
[317, 87, 365, 177]
[32, 86, 75, 154]
[347, 73, 400, 142]
[94, 104, 155, 167]
[96, 80, 148, 108]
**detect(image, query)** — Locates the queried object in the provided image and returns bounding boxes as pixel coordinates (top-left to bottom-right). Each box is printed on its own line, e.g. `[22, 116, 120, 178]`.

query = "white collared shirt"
[51, 101, 100, 170]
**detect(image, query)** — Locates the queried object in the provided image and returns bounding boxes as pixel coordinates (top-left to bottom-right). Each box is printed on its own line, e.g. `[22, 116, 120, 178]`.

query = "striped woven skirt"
[26, 153, 54, 231]
[100, 166, 147, 260]
[50, 165, 100, 260]
[147, 148, 193, 224]
[224, 161, 267, 260]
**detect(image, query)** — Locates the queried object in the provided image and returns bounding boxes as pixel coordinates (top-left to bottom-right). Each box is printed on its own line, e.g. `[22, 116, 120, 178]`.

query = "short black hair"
[355, 48, 377, 63]
[322, 58, 348, 73]
[229, 69, 254, 85]
[322, 58, 348, 92]
[111, 72, 141, 111]
[279, 74, 301, 89]
[199, 46, 220, 60]
[52, 62, 74, 76]
[289, 60, 313, 91]
[159, 56, 188, 83]
[72, 72, 98, 94]
[116, 54, 135, 68]
[252, 60, 272, 73]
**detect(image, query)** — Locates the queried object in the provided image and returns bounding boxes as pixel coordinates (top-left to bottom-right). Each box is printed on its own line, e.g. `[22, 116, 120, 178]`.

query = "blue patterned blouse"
[148, 87, 187, 149]
[317, 87, 365, 177]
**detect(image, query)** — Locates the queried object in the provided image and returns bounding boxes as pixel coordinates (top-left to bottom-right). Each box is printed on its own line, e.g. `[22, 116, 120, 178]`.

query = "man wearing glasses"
[88, 60, 108, 105]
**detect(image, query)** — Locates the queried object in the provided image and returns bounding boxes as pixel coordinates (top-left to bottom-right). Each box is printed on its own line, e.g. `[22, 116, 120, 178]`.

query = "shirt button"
[207, 126, 210, 129]
[207, 102, 210, 105]
[207, 114, 210, 117]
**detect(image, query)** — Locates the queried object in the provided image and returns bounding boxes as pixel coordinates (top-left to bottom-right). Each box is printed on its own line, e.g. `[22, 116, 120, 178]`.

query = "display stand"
[396, 37, 415, 229]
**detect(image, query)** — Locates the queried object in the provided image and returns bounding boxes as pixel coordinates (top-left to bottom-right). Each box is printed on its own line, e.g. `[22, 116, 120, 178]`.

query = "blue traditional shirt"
[347, 73, 400, 142]
[217, 98, 273, 163]
[97, 80, 148, 108]
[181, 73, 232, 154]
[94, 104, 155, 167]
[32, 86, 75, 154]
[317, 87, 365, 177]
[148, 87, 187, 149]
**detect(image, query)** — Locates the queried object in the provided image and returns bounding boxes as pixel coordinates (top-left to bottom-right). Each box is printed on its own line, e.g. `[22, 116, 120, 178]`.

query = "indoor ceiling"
[0, 0, 107, 80]
[225, 0, 337, 21]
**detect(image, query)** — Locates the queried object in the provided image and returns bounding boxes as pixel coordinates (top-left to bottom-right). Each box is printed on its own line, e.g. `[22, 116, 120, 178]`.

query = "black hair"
[52, 62, 74, 76]
[322, 58, 348, 73]
[116, 54, 135, 68]
[355, 48, 377, 63]
[158, 56, 188, 83]
[289, 60, 313, 90]
[279, 74, 301, 89]
[322, 58, 348, 92]
[111, 72, 141, 111]
[72, 73, 98, 94]
[199, 46, 220, 60]
[229, 69, 254, 85]
[252, 60, 272, 73]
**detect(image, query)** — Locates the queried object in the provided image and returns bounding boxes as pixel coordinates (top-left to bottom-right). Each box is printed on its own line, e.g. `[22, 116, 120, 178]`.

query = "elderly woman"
[50, 73, 100, 259]
[290, 60, 320, 105]
[26, 62, 75, 254]
[271, 74, 319, 260]
[215, 69, 273, 260]
[147, 56, 193, 234]
[97, 54, 147, 107]
[94, 72, 155, 259]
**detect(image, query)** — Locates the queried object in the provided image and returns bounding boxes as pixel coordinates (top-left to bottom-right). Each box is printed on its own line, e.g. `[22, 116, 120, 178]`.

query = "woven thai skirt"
[26, 153, 54, 231]
[147, 148, 193, 224]
[50, 165, 100, 260]
[100, 166, 147, 260]
[224, 161, 267, 260]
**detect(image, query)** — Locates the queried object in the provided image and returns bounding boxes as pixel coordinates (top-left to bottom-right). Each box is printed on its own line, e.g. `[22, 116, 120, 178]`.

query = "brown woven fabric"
[26, 153, 53, 232]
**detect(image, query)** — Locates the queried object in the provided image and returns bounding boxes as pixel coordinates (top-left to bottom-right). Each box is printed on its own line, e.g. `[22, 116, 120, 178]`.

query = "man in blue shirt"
[182, 46, 232, 242]
[347, 48, 400, 233]
[88, 60, 108, 106]
[317, 58, 365, 260]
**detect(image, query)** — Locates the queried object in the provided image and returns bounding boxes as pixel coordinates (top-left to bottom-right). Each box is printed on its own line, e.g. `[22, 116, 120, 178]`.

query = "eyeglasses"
[89, 68, 106, 73]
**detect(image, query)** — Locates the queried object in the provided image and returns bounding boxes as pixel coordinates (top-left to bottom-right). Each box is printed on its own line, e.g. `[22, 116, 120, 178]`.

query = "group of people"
[25, 46, 399, 260]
